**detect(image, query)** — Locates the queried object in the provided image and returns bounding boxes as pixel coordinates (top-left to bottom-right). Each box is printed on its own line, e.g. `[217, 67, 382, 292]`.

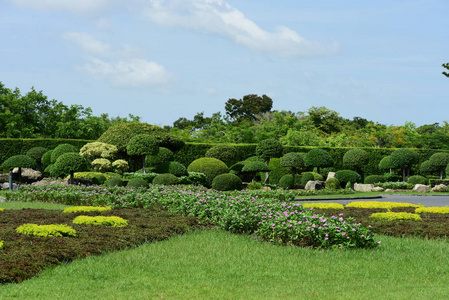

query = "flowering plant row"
[5, 183, 379, 249]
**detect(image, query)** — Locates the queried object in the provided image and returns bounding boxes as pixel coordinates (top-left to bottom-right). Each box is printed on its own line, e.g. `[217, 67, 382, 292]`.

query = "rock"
[0, 173, 9, 183]
[261, 186, 271, 191]
[1, 182, 19, 190]
[371, 187, 385, 192]
[12, 168, 42, 183]
[385, 189, 395, 192]
[431, 184, 448, 192]
[413, 184, 430, 193]
[354, 183, 374, 192]
[305, 180, 324, 190]
[326, 172, 336, 180]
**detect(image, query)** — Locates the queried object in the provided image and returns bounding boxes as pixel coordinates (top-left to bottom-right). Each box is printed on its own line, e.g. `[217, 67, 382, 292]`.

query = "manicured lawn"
[0, 229, 448, 299]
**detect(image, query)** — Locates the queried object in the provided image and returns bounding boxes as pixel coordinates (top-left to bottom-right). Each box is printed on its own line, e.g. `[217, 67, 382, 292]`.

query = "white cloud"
[81, 58, 175, 87]
[145, 0, 338, 56]
[11, 0, 113, 14]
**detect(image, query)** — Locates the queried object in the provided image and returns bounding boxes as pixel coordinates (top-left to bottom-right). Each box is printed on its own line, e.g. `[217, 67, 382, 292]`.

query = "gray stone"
[326, 172, 336, 180]
[413, 184, 430, 193]
[12, 168, 42, 182]
[371, 187, 385, 192]
[354, 183, 374, 192]
[305, 180, 324, 190]
[1, 182, 19, 191]
[431, 184, 448, 192]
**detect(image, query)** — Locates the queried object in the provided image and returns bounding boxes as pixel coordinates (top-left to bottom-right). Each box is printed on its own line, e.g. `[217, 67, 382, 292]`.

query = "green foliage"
[280, 152, 305, 177]
[335, 170, 362, 184]
[16, 224, 76, 237]
[63, 206, 111, 213]
[300, 172, 315, 186]
[304, 149, 333, 172]
[343, 149, 369, 170]
[256, 138, 283, 161]
[41, 150, 53, 168]
[72, 172, 107, 185]
[407, 175, 428, 185]
[420, 160, 435, 175]
[242, 161, 270, 173]
[325, 177, 341, 189]
[73, 216, 128, 227]
[428, 152, 449, 179]
[211, 173, 242, 191]
[390, 148, 419, 168]
[187, 158, 228, 187]
[279, 174, 295, 190]
[127, 178, 149, 189]
[126, 134, 159, 157]
[246, 181, 263, 190]
[153, 173, 179, 185]
[178, 172, 208, 186]
[364, 175, 385, 184]
[155, 161, 188, 177]
[104, 177, 127, 187]
[225, 94, 273, 122]
[26, 147, 48, 164]
[267, 158, 289, 185]
[52, 153, 90, 177]
[91, 158, 112, 173]
[123, 172, 158, 184]
[1, 155, 37, 169]
[205, 144, 238, 166]
[79, 142, 118, 160]
[146, 147, 174, 167]
[51, 144, 78, 163]
[111, 159, 129, 175]
[442, 62, 449, 77]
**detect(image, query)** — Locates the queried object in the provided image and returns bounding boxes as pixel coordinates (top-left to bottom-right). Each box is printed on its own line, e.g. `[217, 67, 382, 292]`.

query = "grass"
[0, 201, 68, 210]
[0, 229, 448, 299]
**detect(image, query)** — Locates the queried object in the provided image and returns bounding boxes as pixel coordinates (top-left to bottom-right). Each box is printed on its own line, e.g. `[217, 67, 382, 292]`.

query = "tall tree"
[225, 94, 273, 122]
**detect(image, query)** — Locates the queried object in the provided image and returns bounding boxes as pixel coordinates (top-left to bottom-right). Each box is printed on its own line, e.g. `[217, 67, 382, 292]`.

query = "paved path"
[295, 194, 449, 207]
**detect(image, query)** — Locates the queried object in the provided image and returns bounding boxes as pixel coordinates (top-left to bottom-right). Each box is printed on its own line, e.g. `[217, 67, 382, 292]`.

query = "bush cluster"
[153, 173, 179, 185]
[187, 157, 228, 186]
[211, 173, 242, 191]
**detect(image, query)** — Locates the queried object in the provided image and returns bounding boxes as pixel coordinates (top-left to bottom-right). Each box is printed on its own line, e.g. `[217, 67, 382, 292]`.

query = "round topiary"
[104, 177, 126, 187]
[428, 152, 449, 179]
[343, 149, 369, 171]
[364, 175, 385, 184]
[300, 172, 315, 187]
[91, 158, 112, 173]
[52, 153, 90, 178]
[146, 147, 174, 167]
[279, 174, 295, 190]
[390, 148, 419, 181]
[325, 177, 340, 190]
[407, 175, 428, 185]
[187, 157, 228, 187]
[280, 152, 305, 178]
[26, 147, 48, 166]
[41, 150, 53, 169]
[51, 144, 78, 163]
[378, 156, 392, 171]
[127, 177, 149, 188]
[79, 142, 118, 160]
[205, 145, 239, 167]
[155, 161, 188, 177]
[420, 160, 435, 175]
[127, 134, 159, 174]
[256, 138, 283, 162]
[152, 173, 179, 185]
[241, 161, 270, 182]
[335, 170, 362, 185]
[111, 159, 129, 175]
[211, 173, 242, 191]
[1, 155, 37, 169]
[304, 149, 334, 173]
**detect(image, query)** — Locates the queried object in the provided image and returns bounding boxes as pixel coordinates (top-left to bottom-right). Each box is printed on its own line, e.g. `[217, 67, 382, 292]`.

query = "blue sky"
[1, 0, 448, 127]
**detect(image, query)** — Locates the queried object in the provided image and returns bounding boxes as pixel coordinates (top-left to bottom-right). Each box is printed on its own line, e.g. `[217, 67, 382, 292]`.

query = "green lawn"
[1, 229, 448, 299]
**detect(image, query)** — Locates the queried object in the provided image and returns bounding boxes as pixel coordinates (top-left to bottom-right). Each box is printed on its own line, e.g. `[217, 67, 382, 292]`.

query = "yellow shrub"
[0, 241, 4, 250]
[301, 203, 344, 209]
[415, 206, 449, 214]
[370, 212, 422, 221]
[73, 216, 128, 227]
[0, 208, 4, 211]
[346, 201, 423, 209]
[16, 224, 77, 237]
[63, 206, 112, 213]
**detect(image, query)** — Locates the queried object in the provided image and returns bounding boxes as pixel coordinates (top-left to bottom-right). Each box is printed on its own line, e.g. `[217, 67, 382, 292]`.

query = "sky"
[1, 0, 448, 127]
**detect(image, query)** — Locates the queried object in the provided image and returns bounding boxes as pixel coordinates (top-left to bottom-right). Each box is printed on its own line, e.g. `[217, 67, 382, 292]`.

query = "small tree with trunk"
[304, 149, 333, 174]
[428, 152, 449, 179]
[280, 152, 305, 178]
[389, 148, 419, 182]
[256, 138, 283, 183]
[126, 134, 159, 174]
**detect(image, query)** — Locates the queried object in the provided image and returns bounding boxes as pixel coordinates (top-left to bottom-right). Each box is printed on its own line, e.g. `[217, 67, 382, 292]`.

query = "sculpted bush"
[211, 173, 242, 191]
[187, 157, 228, 187]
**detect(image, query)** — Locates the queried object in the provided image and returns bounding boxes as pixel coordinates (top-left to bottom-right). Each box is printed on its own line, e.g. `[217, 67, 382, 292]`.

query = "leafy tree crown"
[126, 134, 159, 156]
[256, 138, 283, 161]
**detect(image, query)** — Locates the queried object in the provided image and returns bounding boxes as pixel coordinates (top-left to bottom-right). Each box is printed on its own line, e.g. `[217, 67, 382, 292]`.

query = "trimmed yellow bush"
[63, 206, 112, 213]
[370, 212, 422, 221]
[73, 216, 128, 227]
[16, 224, 77, 237]
[346, 201, 423, 209]
[301, 203, 344, 210]
[0, 208, 4, 211]
[0, 241, 4, 250]
[415, 206, 449, 214]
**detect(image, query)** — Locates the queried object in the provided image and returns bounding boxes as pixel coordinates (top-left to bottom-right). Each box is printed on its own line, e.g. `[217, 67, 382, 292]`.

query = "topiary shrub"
[91, 158, 112, 173]
[364, 175, 385, 184]
[127, 178, 149, 188]
[304, 149, 333, 173]
[280, 152, 305, 178]
[205, 145, 239, 167]
[390, 148, 419, 181]
[153, 173, 179, 185]
[126, 134, 159, 174]
[63, 206, 111, 213]
[267, 158, 289, 185]
[79, 142, 118, 161]
[300, 172, 315, 187]
[178, 172, 208, 186]
[428, 152, 449, 179]
[26, 147, 48, 170]
[246, 181, 263, 190]
[325, 177, 341, 190]
[51, 153, 90, 180]
[241, 161, 270, 182]
[41, 150, 53, 169]
[407, 175, 428, 185]
[279, 174, 295, 190]
[16, 224, 77, 237]
[123, 172, 158, 184]
[256, 138, 283, 182]
[146, 147, 174, 167]
[335, 170, 362, 187]
[72, 172, 107, 185]
[420, 160, 435, 175]
[343, 149, 369, 172]
[155, 161, 188, 177]
[211, 173, 242, 191]
[51, 144, 78, 164]
[1, 155, 37, 170]
[104, 177, 127, 187]
[187, 157, 228, 187]
[112, 159, 129, 175]
[73, 216, 128, 227]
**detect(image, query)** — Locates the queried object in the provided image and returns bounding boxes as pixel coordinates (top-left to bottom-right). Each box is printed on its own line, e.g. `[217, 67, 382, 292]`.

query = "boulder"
[1, 182, 19, 191]
[12, 168, 42, 183]
[326, 172, 336, 180]
[413, 184, 430, 193]
[0, 173, 9, 183]
[305, 180, 324, 190]
[354, 183, 374, 192]
[371, 187, 385, 192]
[431, 184, 448, 192]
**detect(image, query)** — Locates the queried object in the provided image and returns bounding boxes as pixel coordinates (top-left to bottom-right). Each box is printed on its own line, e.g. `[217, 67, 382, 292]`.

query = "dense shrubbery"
[51, 144, 78, 163]
[211, 173, 242, 191]
[187, 157, 228, 186]
[325, 177, 341, 190]
[364, 175, 385, 184]
[335, 170, 362, 185]
[279, 174, 295, 190]
[153, 173, 179, 185]
[104, 177, 127, 187]
[127, 178, 149, 188]
[407, 175, 428, 185]
[1, 155, 37, 170]
[205, 145, 238, 167]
